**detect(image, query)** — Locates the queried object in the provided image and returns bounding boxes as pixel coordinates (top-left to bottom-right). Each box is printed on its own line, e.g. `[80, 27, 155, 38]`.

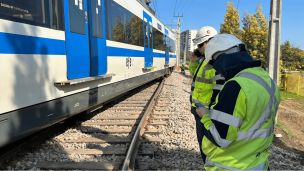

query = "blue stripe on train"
[107, 46, 145, 57]
[0, 32, 66, 55]
[153, 52, 166, 58]
[0, 32, 176, 58]
[107, 46, 168, 58]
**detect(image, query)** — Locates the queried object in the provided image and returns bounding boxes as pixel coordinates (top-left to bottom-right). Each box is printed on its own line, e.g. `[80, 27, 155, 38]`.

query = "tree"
[220, 1, 241, 38]
[241, 4, 269, 68]
[280, 40, 304, 70]
[253, 4, 269, 67]
[180, 51, 192, 62]
[112, 15, 125, 42]
[241, 11, 258, 58]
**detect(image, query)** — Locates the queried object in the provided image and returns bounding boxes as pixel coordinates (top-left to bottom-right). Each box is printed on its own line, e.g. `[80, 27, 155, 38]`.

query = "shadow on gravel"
[273, 127, 304, 166]
[3, 79, 206, 170]
[179, 72, 193, 79]
[138, 142, 204, 170]
[183, 89, 191, 94]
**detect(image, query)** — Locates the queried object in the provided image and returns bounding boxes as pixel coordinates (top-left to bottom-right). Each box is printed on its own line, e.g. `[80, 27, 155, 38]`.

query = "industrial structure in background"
[180, 29, 198, 52]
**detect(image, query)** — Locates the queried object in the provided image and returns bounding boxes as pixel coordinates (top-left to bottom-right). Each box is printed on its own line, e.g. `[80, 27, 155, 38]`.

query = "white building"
[180, 29, 198, 52]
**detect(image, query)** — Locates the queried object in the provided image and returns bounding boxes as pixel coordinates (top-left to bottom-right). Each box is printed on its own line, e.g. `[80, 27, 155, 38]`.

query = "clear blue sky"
[150, 0, 304, 49]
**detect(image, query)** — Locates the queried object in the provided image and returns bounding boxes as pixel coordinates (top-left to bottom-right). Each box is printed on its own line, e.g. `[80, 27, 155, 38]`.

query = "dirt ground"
[273, 99, 304, 165]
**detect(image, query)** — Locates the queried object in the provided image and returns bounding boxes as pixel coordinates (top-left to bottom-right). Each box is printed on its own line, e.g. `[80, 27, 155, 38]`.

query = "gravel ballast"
[143, 71, 304, 170]
[6, 71, 304, 170]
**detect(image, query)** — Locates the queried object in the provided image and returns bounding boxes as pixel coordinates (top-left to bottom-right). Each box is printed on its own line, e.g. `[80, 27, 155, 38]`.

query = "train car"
[0, 0, 176, 148]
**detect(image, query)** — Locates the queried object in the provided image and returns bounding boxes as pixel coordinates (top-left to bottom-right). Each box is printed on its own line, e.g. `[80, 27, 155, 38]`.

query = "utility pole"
[267, 0, 282, 85]
[183, 32, 188, 65]
[175, 14, 183, 67]
[167, 14, 183, 68]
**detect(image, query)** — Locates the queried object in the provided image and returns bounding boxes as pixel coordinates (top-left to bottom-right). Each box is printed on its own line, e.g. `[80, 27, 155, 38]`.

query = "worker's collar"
[212, 51, 262, 81]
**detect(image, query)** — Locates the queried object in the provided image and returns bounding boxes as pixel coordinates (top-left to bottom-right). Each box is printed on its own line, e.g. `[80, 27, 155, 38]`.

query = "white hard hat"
[192, 26, 218, 46]
[205, 34, 246, 64]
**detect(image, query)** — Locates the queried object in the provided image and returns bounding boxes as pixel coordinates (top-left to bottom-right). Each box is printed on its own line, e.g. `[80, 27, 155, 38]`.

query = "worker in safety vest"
[196, 34, 281, 170]
[189, 26, 225, 162]
[181, 64, 185, 75]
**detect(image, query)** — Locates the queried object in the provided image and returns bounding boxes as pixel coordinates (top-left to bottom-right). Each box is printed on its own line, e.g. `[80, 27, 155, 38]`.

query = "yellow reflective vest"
[189, 60, 216, 108]
[201, 67, 281, 170]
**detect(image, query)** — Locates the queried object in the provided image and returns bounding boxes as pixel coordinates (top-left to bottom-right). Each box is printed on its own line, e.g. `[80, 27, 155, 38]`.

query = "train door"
[64, 0, 107, 79]
[165, 29, 169, 65]
[143, 11, 153, 68]
[88, 0, 107, 76]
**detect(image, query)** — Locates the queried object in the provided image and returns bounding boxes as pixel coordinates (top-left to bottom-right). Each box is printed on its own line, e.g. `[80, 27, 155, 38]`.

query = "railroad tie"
[65, 136, 132, 144]
[91, 116, 141, 120]
[114, 104, 146, 107]
[118, 101, 148, 104]
[81, 120, 139, 126]
[144, 128, 163, 134]
[150, 116, 170, 120]
[59, 147, 155, 156]
[109, 107, 145, 111]
[27, 162, 121, 170]
[81, 127, 135, 134]
[153, 111, 171, 115]
[142, 134, 162, 143]
[148, 121, 167, 125]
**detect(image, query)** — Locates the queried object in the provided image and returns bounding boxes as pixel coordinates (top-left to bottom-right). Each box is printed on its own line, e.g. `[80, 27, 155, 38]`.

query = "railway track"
[1, 78, 173, 170]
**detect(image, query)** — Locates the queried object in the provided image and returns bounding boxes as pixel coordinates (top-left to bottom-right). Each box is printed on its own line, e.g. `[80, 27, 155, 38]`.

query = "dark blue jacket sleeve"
[202, 80, 241, 147]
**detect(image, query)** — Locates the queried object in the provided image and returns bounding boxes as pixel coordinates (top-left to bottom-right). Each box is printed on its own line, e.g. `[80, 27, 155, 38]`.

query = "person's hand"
[191, 48, 201, 63]
[196, 107, 209, 118]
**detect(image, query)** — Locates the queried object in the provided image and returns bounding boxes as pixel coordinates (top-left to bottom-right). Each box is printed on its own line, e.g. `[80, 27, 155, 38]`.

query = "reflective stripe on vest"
[208, 72, 278, 148]
[190, 61, 205, 104]
[213, 74, 222, 82]
[196, 77, 213, 84]
[210, 109, 243, 128]
[191, 63, 213, 106]
[205, 156, 266, 171]
[212, 84, 223, 90]
[192, 99, 210, 107]
[236, 72, 278, 140]
[195, 64, 214, 84]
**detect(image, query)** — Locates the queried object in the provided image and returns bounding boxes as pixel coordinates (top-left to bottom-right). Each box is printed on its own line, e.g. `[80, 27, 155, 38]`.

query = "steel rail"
[121, 79, 165, 171]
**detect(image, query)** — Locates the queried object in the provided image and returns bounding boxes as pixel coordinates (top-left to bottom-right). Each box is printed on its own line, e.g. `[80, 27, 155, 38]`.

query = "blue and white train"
[0, 0, 176, 147]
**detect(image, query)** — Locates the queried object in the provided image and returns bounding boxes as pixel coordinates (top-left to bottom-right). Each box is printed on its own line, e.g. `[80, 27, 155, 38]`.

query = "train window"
[157, 23, 162, 30]
[68, 0, 86, 34]
[105, 0, 144, 47]
[153, 27, 165, 51]
[91, 0, 104, 38]
[105, 0, 126, 43]
[168, 38, 171, 52]
[144, 21, 148, 47]
[0, 0, 64, 30]
[169, 38, 175, 53]
[149, 23, 152, 48]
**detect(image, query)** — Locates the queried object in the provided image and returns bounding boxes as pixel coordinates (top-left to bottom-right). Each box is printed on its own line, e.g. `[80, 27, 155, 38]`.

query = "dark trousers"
[191, 106, 207, 163]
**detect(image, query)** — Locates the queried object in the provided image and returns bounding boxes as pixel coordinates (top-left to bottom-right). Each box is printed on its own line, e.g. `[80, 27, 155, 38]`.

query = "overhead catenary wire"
[170, 0, 178, 27]
[177, 0, 189, 15]
[175, 0, 184, 13]
[152, 1, 157, 17]
[181, 0, 195, 15]
[155, 0, 161, 19]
